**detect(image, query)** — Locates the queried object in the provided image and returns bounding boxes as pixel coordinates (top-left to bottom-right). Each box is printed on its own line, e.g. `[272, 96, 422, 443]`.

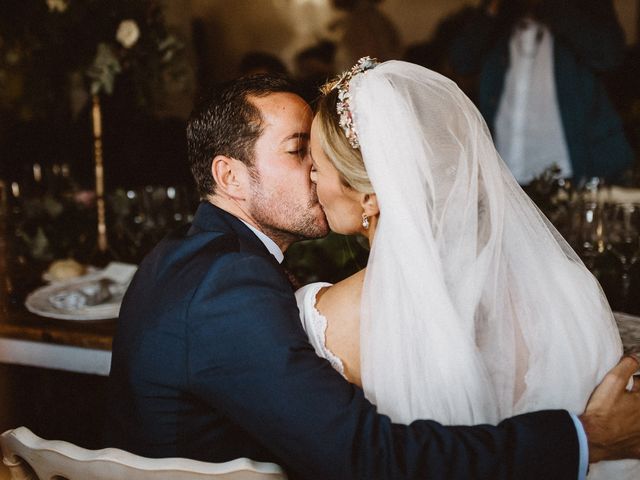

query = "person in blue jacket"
[450, 0, 634, 184]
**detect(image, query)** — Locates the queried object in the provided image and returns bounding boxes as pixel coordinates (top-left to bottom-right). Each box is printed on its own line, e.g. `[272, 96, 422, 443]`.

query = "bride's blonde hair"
[315, 86, 374, 194]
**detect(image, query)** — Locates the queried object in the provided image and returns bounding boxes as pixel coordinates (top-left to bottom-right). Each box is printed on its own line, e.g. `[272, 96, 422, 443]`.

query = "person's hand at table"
[580, 356, 640, 463]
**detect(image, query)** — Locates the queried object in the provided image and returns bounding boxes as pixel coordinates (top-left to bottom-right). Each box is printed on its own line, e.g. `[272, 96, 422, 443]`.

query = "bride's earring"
[362, 213, 370, 230]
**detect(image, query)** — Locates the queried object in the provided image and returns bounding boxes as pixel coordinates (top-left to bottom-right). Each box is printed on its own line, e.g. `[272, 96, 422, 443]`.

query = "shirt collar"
[239, 220, 284, 264]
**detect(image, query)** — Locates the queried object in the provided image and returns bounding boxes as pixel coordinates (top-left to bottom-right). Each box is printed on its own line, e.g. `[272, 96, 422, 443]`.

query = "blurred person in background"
[330, 0, 401, 72]
[450, 0, 634, 185]
[403, 6, 477, 97]
[238, 51, 288, 77]
[293, 40, 336, 106]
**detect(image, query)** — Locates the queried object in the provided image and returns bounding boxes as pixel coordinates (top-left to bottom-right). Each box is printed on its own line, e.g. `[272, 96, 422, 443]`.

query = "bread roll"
[47, 258, 87, 281]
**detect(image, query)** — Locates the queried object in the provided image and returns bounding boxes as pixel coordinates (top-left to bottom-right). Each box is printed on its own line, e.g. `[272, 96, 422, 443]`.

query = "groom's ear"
[211, 155, 250, 200]
[361, 193, 379, 217]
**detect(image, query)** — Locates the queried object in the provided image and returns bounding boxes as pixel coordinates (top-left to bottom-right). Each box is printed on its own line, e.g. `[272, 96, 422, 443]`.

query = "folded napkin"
[49, 279, 113, 310]
[47, 262, 137, 311]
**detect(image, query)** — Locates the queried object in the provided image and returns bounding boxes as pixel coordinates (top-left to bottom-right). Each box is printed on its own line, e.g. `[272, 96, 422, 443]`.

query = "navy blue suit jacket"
[108, 201, 580, 479]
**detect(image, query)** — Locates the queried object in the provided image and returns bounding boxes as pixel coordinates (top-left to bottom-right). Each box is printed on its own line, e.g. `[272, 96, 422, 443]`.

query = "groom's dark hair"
[187, 74, 298, 198]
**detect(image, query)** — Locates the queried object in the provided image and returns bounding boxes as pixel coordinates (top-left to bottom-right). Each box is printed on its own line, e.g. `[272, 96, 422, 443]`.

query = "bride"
[295, 57, 639, 478]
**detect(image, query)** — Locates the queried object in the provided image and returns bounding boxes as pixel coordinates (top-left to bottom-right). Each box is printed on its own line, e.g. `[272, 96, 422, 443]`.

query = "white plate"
[614, 312, 640, 352]
[25, 272, 128, 321]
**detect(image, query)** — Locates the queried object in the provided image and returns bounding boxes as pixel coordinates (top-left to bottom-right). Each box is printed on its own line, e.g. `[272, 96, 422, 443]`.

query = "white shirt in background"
[495, 19, 572, 184]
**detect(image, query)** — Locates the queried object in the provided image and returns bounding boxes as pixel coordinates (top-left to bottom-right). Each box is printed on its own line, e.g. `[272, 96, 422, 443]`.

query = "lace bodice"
[294, 282, 346, 378]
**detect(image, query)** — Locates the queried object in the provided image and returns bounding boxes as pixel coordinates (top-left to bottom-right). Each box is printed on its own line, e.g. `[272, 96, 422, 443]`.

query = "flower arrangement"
[0, 0, 186, 118]
[0, 0, 190, 271]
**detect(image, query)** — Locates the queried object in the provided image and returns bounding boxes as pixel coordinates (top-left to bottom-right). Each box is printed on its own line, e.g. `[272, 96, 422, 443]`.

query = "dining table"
[0, 219, 115, 376]
[0, 299, 115, 377]
[0, 208, 638, 379]
[1, 292, 639, 379]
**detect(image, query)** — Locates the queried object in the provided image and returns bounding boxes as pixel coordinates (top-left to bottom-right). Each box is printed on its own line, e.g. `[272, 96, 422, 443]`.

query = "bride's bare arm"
[315, 269, 366, 386]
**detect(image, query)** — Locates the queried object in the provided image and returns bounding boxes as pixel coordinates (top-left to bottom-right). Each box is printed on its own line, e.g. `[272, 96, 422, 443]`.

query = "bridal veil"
[351, 61, 623, 432]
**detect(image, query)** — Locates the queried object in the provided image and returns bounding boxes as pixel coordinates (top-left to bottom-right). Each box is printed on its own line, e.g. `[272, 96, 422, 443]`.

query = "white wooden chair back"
[0, 427, 287, 480]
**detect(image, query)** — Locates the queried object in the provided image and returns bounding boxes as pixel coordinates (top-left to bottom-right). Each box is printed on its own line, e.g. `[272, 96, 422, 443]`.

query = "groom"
[108, 74, 640, 479]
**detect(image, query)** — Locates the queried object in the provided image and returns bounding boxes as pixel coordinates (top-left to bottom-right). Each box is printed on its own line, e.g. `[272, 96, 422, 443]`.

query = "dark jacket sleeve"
[186, 254, 579, 480]
[539, 0, 626, 71]
[449, 9, 500, 76]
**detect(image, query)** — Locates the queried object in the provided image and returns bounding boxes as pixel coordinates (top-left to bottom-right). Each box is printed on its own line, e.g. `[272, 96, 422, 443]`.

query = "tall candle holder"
[0, 180, 11, 312]
[91, 94, 108, 254]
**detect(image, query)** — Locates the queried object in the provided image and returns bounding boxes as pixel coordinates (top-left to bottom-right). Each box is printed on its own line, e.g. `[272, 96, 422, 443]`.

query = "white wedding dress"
[295, 283, 345, 378]
[295, 283, 639, 479]
[296, 60, 639, 479]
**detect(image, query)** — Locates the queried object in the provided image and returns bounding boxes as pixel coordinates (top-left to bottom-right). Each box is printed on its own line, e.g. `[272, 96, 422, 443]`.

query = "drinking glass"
[107, 185, 197, 263]
[606, 203, 640, 309]
[575, 200, 607, 265]
[607, 203, 640, 266]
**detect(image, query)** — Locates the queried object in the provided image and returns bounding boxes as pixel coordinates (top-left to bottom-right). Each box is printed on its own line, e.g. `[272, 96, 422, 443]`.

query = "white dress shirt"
[240, 220, 284, 264]
[495, 19, 572, 184]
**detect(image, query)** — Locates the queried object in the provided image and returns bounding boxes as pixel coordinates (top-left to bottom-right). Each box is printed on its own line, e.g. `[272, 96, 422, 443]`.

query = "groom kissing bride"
[108, 60, 640, 479]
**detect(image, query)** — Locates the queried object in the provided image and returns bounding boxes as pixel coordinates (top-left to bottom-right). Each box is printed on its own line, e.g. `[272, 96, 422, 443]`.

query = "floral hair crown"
[324, 56, 379, 149]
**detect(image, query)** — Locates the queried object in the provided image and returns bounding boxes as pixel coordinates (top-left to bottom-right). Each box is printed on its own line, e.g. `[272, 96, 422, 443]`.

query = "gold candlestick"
[92, 94, 108, 253]
[0, 180, 10, 313]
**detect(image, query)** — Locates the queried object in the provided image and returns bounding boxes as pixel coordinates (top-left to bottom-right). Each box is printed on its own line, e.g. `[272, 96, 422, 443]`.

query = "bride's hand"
[579, 356, 640, 463]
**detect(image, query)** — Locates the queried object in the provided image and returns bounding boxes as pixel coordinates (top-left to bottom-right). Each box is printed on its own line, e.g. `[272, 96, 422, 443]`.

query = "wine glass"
[107, 185, 198, 263]
[575, 200, 607, 267]
[605, 203, 640, 310]
[607, 203, 640, 263]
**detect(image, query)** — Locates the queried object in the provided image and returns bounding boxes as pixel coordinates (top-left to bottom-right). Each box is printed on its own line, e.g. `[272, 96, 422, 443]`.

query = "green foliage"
[284, 232, 370, 285]
[0, 0, 185, 118]
[10, 192, 97, 263]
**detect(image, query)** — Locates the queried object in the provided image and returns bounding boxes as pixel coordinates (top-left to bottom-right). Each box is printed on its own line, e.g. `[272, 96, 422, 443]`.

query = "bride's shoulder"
[295, 269, 366, 315]
[295, 281, 332, 308]
[315, 269, 366, 315]
[325, 268, 365, 297]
